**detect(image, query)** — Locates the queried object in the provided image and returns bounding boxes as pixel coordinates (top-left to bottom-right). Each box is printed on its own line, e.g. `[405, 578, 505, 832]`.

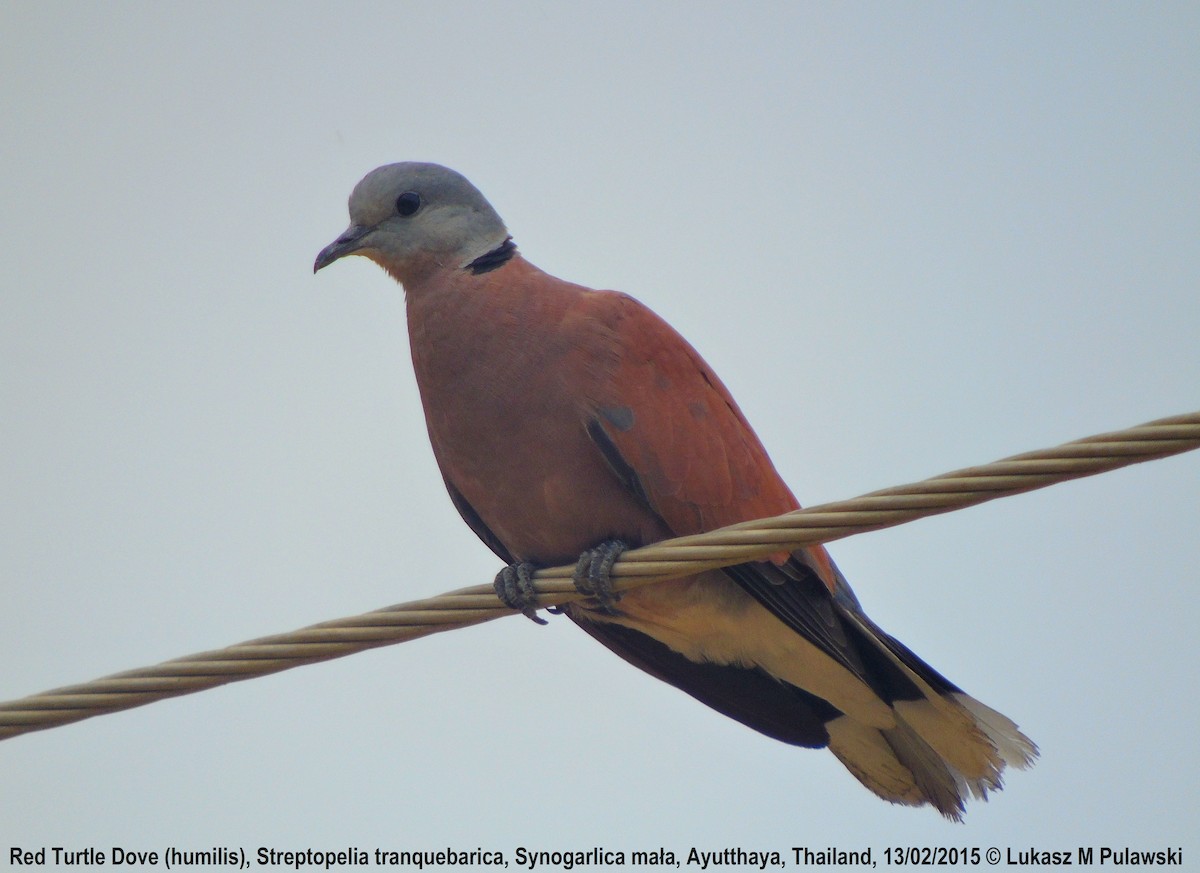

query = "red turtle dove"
[314, 162, 1036, 818]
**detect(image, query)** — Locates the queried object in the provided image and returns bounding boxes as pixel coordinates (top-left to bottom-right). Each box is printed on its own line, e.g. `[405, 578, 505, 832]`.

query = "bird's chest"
[411, 292, 586, 461]
[405, 290, 654, 562]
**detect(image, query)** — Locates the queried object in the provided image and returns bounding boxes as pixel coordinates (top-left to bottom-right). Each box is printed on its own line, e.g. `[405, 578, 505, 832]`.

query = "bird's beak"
[313, 224, 372, 273]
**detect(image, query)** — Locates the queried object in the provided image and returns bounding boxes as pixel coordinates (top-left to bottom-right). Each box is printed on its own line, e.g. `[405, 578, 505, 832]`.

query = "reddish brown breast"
[403, 255, 670, 564]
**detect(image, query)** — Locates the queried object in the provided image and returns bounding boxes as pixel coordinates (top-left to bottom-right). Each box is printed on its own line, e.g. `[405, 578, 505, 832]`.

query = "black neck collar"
[465, 237, 517, 275]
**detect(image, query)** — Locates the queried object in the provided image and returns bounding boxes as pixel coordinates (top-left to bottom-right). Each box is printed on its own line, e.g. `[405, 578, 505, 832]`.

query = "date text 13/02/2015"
[883, 846, 1183, 866]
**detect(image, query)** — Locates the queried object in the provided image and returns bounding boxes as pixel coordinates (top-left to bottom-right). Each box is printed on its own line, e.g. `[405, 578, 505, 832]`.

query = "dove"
[315, 162, 1036, 818]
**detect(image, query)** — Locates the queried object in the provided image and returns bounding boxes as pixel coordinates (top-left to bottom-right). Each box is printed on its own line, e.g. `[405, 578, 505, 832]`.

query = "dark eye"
[395, 191, 421, 216]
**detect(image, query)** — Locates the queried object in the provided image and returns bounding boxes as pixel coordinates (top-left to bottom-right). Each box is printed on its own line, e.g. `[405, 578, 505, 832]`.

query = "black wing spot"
[599, 405, 635, 431]
[586, 418, 654, 510]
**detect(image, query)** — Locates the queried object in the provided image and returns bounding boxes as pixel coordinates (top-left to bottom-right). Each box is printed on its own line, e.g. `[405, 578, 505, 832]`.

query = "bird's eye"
[395, 191, 422, 216]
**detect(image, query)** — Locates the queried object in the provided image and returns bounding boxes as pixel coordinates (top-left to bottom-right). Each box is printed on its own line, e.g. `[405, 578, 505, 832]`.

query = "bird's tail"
[826, 609, 1038, 820]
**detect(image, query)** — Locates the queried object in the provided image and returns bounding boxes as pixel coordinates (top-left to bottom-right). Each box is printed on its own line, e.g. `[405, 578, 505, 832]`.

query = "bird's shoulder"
[568, 287, 797, 532]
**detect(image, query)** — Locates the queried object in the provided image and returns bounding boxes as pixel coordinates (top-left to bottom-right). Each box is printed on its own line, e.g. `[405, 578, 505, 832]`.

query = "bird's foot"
[493, 561, 548, 625]
[573, 539, 628, 615]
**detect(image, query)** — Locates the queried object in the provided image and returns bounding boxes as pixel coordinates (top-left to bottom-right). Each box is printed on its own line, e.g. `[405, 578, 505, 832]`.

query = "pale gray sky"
[3, 0, 1198, 859]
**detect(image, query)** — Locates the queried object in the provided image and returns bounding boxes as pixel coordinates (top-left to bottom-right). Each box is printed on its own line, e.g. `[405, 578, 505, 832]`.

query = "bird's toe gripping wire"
[493, 562, 549, 625]
[572, 539, 628, 615]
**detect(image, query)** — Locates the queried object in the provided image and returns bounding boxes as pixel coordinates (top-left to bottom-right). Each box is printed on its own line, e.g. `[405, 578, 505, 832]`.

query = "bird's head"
[314, 162, 510, 284]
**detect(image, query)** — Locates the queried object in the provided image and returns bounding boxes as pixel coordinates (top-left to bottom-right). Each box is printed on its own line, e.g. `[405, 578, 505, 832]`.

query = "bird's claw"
[494, 561, 548, 625]
[573, 539, 627, 615]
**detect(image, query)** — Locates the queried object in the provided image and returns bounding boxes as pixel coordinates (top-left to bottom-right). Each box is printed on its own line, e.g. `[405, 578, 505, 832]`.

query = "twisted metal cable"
[2, 411, 1197, 741]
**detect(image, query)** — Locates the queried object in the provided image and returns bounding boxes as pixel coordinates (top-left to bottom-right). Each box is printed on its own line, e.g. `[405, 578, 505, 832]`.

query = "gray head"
[313, 162, 510, 278]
